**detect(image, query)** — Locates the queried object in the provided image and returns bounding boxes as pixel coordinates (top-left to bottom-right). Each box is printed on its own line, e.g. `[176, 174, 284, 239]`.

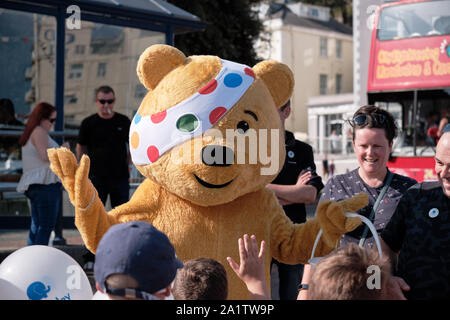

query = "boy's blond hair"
[309, 243, 391, 300]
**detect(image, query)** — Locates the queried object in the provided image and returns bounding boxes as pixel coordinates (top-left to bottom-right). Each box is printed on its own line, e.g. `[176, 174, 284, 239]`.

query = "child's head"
[308, 243, 390, 300]
[172, 257, 228, 300]
[94, 221, 183, 300]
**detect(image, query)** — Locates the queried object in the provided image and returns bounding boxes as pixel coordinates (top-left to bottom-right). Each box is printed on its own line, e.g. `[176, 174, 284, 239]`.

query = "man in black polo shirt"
[267, 100, 324, 300]
[76, 86, 131, 209]
[381, 125, 450, 299]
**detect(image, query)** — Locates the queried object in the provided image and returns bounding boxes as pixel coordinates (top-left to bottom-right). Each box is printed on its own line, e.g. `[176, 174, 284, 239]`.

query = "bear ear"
[253, 60, 294, 109]
[137, 44, 186, 90]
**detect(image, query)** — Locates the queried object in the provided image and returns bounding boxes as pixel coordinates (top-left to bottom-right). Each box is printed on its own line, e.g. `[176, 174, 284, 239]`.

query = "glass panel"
[63, 22, 165, 128]
[373, 90, 450, 156]
[320, 37, 327, 57]
[378, 0, 450, 40]
[319, 74, 327, 95]
[336, 39, 342, 58]
[64, 21, 165, 199]
[0, 9, 56, 217]
[336, 74, 342, 94]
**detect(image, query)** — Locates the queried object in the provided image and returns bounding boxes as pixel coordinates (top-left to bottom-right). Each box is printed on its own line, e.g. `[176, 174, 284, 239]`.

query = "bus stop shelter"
[0, 0, 205, 228]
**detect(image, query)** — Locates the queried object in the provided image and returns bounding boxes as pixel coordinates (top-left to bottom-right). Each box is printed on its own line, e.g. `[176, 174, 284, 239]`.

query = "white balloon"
[0, 245, 93, 300]
[92, 290, 110, 300]
[0, 278, 28, 300]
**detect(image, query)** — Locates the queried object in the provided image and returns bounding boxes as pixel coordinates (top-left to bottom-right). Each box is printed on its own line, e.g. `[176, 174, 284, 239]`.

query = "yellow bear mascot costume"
[48, 44, 367, 299]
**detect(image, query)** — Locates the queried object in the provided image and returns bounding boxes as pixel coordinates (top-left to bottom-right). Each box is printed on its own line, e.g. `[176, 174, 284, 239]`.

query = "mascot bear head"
[130, 44, 294, 206]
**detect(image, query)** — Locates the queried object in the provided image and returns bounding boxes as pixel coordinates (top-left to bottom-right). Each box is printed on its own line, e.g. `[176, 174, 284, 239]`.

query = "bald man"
[380, 128, 450, 300]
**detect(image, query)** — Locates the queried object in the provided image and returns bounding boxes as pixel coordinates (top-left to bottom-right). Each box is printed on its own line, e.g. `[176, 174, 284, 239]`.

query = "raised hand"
[227, 234, 270, 300]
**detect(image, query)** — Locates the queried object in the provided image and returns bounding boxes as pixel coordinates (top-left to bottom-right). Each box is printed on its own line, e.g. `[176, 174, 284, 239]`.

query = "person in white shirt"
[17, 102, 63, 245]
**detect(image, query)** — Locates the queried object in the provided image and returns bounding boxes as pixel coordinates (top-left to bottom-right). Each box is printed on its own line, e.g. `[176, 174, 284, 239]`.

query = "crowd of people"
[1, 92, 449, 300]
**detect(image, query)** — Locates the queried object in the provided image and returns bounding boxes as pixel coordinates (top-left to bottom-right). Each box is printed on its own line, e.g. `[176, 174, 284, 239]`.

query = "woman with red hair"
[16, 102, 62, 245]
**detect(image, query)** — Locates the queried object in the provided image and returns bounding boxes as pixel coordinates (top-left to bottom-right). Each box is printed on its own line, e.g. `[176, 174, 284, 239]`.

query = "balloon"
[0, 278, 28, 300]
[0, 245, 93, 300]
[92, 290, 109, 300]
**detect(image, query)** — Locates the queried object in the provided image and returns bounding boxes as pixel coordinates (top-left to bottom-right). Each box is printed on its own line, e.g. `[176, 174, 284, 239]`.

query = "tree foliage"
[168, 0, 264, 66]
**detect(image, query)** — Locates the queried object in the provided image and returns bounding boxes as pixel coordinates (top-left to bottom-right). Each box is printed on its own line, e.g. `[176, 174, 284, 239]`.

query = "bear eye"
[237, 121, 250, 134]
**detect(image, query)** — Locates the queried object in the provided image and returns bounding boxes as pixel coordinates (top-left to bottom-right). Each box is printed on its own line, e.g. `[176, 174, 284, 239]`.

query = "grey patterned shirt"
[318, 168, 417, 248]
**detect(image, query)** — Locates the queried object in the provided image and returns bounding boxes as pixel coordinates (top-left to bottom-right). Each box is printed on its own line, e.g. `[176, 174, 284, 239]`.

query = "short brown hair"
[308, 243, 391, 300]
[95, 85, 115, 97]
[172, 258, 228, 300]
[350, 105, 398, 143]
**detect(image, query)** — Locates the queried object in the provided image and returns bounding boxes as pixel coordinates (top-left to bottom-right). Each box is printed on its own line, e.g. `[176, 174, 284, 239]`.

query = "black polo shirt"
[78, 113, 130, 180]
[381, 181, 450, 300]
[270, 130, 324, 223]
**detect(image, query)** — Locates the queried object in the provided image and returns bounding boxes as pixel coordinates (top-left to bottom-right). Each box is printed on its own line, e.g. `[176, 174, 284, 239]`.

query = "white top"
[16, 133, 60, 192]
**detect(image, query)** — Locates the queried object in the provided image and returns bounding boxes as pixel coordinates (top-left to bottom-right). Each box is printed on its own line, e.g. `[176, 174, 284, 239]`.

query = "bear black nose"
[201, 145, 234, 166]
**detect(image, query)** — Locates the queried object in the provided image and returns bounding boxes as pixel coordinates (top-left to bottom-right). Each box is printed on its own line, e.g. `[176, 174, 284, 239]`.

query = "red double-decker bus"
[367, 0, 450, 182]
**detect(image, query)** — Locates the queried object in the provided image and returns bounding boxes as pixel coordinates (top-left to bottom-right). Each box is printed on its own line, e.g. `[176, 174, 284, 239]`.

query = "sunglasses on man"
[352, 113, 386, 126]
[48, 118, 57, 123]
[98, 99, 115, 105]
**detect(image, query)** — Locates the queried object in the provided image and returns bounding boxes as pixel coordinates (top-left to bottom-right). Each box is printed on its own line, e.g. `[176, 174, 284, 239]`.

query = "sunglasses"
[98, 99, 115, 105]
[49, 118, 57, 123]
[352, 113, 386, 126]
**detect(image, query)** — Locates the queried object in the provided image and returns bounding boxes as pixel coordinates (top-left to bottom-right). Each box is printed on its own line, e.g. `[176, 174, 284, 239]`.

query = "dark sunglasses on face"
[49, 118, 57, 123]
[98, 99, 115, 105]
[352, 113, 386, 126]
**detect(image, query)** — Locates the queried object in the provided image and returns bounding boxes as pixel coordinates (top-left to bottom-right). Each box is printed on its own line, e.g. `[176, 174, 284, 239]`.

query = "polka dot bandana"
[130, 59, 255, 165]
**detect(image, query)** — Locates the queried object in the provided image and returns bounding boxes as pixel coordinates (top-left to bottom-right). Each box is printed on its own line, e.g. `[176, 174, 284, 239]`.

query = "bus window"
[377, 0, 450, 41]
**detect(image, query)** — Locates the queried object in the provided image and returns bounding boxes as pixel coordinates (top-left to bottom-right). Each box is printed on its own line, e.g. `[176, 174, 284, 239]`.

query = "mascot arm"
[48, 148, 118, 253]
[270, 192, 368, 264]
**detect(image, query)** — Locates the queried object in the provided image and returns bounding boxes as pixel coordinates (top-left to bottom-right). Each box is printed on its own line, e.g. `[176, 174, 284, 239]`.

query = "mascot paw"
[48, 148, 95, 209]
[48, 147, 77, 203]
[316, 192, 368, 247]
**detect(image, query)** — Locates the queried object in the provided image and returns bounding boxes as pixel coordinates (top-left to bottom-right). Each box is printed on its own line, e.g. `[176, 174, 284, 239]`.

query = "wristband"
[299, 284, 309, 291]
[78, 190, 96, 211]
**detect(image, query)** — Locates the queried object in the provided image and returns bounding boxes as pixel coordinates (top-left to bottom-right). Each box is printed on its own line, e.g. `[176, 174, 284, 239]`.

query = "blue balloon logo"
[27, 281, 51, 300]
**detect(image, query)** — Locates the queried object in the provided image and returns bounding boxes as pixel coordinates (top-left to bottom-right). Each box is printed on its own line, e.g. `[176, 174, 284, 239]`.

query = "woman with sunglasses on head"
[317, 105, 417, 249]
[16, 102, 63, 245]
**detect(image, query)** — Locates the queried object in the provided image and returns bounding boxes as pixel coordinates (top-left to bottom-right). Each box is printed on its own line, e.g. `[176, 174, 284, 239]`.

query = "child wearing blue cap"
[93, 220, 183, 300]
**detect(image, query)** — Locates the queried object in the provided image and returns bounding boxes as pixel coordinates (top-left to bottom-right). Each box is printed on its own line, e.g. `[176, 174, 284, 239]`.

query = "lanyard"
[359, 171, 394, 247]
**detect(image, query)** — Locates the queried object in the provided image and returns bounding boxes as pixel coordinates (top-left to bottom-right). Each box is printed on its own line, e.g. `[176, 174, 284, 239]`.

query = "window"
[64, 94, 78, 104]
[97, 62, 107, 77]
[75, 45, 85, 54]
[309, 8, 318, 18]
[336, 74, 342, 94]
[320, 37, 327, 57]
[336, 39, 342, 59]
[320, 74, 327, 95]
[135, 83, 147, 99]
[69, 63, 83, 79]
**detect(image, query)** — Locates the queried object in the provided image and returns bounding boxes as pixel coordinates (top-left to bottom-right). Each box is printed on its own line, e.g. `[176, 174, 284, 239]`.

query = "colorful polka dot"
[176, 114, 199, 133]
[224, 73, 242, 88]
[209, 107, 227, 125]
[151, 110, 167, 124]
[147, 146, 159, 163]
[134, 113, 142, 124]
[199, 79, 218, 95]
[244, 68, 255, 78]
[131, 131, 139, 149]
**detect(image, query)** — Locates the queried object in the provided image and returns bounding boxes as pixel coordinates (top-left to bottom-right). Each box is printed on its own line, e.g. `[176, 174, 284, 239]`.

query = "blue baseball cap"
[443, 123, 450, 133]
[94, 221, 183, 300]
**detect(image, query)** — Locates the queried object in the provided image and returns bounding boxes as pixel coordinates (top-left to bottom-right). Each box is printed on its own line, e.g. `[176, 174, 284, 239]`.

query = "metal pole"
[54, 6, 65, 145]
[413, 90, 418, 156]
[166, 25, 174, 46]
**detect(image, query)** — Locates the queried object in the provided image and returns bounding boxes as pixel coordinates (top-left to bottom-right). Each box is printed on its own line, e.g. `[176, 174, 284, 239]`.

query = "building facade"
[256, 1, 353, 136]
